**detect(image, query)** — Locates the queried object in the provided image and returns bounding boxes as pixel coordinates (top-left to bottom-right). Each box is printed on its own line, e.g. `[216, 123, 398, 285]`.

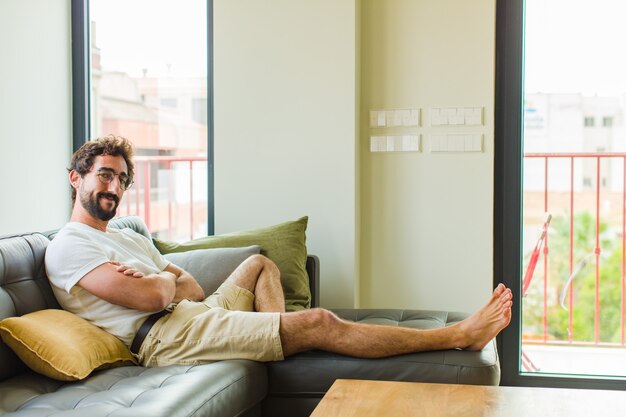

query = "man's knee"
[300, 308, 341, 330]
[247, 254, 277, 273]
[279, 308, 341, 355]
[280, 308, 338, 332]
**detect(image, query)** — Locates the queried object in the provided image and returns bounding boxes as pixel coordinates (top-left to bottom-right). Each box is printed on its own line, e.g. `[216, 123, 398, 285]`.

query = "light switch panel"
[370, 136, 386, 152]
[370, 111, 388, 127]
[371, 135, 421, 153]
[430, 134, 483, 153]
[472, 134, 483, 151]
[401, 110, 412, 126]
[386, 136, 395, 152]
[465, 107, 483, 125]
[430, 108, 442, 126]
[402, 135, 420, 151]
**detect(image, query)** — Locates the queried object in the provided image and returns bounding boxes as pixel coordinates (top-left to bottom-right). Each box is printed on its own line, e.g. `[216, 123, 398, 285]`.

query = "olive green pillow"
[154, 216, 310, 311]
[0, 309, 136, 381]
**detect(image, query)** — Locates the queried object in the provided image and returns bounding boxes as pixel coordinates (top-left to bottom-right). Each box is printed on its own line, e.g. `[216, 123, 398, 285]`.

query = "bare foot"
[457, 283, 512, 351]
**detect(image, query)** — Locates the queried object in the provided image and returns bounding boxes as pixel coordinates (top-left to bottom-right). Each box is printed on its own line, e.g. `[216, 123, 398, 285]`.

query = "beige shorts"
[137, 281, 284, 367]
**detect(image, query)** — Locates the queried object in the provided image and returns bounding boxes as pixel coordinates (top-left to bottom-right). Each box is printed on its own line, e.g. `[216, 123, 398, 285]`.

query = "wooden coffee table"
[310, 379, 626, 417]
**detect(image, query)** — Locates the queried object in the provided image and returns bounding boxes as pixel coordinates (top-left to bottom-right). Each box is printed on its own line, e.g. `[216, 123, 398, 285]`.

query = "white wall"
[359, 0, 496, 312]
[0, 0, 72, 234]
[215, 0, 496, 312]
[214, 0, 359, 307]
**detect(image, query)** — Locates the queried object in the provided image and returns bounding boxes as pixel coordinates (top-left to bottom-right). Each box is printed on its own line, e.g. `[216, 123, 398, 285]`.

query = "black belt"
[130, 310, 169, 355]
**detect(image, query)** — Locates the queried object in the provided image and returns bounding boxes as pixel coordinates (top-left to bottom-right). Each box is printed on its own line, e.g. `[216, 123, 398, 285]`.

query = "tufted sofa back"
[0, 217, 153, 382]
[0, 232, 56, 380]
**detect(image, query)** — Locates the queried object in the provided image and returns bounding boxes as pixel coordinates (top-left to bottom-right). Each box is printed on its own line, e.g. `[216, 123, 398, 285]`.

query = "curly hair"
[69, 135, 135, 204]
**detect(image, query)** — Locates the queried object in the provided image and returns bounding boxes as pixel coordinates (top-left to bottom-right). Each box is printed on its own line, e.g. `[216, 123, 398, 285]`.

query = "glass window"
[87, 0, 210, 241]
[192, 98, 208, 125]
[496, 0, 626, 391]
[520, 0, 626, 380]
[160, 98, 178, 109]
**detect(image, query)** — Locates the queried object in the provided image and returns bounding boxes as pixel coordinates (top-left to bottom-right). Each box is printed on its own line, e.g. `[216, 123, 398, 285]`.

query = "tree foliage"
[522, 212, 624, 343]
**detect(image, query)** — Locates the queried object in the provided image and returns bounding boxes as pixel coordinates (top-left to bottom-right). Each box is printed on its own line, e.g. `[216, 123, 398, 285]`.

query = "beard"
[80, 190, 120, 221]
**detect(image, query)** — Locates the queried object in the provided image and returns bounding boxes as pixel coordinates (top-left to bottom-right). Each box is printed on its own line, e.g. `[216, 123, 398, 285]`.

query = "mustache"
[98, 192, 120, 204]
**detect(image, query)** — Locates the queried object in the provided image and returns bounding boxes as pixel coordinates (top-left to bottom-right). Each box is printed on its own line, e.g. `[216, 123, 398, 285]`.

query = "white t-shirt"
[45, 222, 171, 346]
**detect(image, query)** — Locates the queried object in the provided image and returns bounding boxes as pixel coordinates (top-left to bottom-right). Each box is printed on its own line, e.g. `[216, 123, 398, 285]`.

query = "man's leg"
[222, 254, 285, 313]
[279, 284, 513, 358]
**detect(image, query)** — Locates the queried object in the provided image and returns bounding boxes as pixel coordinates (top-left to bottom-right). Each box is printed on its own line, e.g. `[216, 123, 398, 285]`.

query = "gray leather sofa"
[0, 217, 500, 416]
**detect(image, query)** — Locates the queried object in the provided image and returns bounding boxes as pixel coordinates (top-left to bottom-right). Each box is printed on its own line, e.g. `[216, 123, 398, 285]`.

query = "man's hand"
[164, 263, 205, 303]
[110, 261, 144, 278]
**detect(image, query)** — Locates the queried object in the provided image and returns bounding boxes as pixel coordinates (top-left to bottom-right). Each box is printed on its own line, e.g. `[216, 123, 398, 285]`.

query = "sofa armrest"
[306, 255, 320, 308]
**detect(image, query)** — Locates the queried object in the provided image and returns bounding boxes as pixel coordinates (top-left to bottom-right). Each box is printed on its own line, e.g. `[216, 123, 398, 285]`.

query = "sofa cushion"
[164, 246, 261, 296]
[0, 309, 136, 381]
[0, 233, 59, 382]
[154, 216, 310, 312]
[0, 360, 267, 416]
[263, 309, 500, 417]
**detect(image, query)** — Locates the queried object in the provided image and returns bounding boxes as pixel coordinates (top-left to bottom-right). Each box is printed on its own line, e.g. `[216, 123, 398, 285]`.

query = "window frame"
[70, 0, 215, 235]
[495, 0, 626, 390]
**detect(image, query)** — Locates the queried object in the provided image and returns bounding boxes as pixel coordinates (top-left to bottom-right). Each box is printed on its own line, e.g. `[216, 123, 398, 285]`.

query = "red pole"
[569, 157, 574, 343]
[595, 157, 601, 344]
[144, 161, 151, 231]
[168, 161, 173, 241]
[189, 161, 194, 240]
[622, 157, 626, 345]
[135, 162, 141, 216]
[543, 156, 548, 343]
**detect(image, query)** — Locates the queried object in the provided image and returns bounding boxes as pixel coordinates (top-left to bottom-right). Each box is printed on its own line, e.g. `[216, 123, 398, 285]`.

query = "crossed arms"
[77, 262, 205, 312]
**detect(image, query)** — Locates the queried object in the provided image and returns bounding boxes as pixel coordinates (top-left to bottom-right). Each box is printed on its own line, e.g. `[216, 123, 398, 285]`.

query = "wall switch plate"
[465, 107, 483, 125]
[407, 109, 420, 126]
[386, 136, 395, 152]
[400, 110, 412, 126]
[430, 107, 484, 126]
[370, 110, 387, 127]
[388, 111, 401, 127]
[402, 135, 420, 151]
[430, 134, 483, 153]
[371, 135, 421, 153]
[430, 108, 442, 126]
[471, 134, 483, 151]
[370, 136, 386, 152]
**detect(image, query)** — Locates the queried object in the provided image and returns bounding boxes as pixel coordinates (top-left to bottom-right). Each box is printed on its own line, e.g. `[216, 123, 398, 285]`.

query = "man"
[46, 135, 512, 367]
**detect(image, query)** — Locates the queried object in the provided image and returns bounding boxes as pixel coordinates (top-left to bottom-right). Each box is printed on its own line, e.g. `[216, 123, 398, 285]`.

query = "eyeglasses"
[94, 169, 133, 190]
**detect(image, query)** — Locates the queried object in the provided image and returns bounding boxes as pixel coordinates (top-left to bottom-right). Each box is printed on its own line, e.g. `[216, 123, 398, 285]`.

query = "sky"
[525, 0, 626, 96]
[90, 0, 207, 78]
[91, 0, 626, 95]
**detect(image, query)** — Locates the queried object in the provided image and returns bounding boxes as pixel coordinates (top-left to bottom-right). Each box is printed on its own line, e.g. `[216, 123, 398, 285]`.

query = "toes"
[499, 288, 512, 301]
[493, 284, 505, 296]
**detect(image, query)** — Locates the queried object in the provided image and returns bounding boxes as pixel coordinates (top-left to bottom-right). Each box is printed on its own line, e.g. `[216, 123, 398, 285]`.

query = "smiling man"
[45, 135, 513, 368]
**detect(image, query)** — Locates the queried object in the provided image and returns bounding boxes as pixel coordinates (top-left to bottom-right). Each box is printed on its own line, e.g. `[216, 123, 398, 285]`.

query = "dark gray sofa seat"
[1, 361, 266, 417]
[0, 216, 501, 417]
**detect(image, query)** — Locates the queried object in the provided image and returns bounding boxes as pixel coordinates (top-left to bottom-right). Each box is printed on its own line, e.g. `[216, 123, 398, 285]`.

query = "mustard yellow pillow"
[0, 309, 136, 381]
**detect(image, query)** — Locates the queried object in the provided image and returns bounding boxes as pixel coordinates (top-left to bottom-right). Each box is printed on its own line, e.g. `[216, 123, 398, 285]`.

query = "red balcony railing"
[116, 155, 208, 242]
[523, 152, 626, 348]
